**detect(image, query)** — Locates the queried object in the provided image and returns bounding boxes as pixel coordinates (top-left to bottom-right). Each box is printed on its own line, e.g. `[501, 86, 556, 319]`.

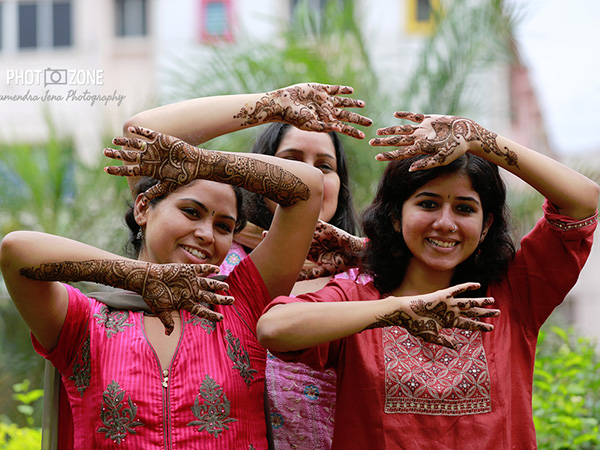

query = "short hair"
[124, 177, 246, 258]
[361, 154, 516, 295]
[243, 122, 359, 234]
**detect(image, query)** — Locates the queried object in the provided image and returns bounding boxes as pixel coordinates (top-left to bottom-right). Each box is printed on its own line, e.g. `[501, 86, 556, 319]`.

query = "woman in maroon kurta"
[257, 112, 599, 449]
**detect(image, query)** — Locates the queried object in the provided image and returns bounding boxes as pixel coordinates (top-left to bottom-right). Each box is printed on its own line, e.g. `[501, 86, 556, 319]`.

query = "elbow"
[256, 309, 295, 352]
[0, 231, 29, 274]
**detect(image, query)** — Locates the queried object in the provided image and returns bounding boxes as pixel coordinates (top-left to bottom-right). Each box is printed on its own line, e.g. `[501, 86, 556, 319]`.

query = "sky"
[508, 0, 600, 155]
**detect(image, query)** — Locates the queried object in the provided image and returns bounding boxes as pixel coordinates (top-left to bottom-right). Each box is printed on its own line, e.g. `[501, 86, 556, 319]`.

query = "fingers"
[376, 125, 419, 136]
[332, 96, 365, 109]
[335, 108, 373, 127]
[336, 123, 365, 139]
[408, 156, 441, 172]
[192, 264, 221, 277]
[143, 181, 179, 200]
[455, 317, 495, 333]
[127, 126, 158, 140]
[185, 302, 225, 323]
[157, 310, 175, 335]
[104, 147, 142, 164]
[394, 111, 426, 123]
[446, 282, 482, 298]
[198, 290, 235, 306]
[104, 164, 141, 177]
[459, 308, 500, 319]
[112, 136, 148, 151]
[318, 84, 354, 96]
[373, 148, 416, 162]
[370, 135, 416, 147]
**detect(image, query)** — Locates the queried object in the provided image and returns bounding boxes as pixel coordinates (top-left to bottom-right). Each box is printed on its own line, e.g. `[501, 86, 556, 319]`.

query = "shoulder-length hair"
[243, 122, 359, 234]
[361, 154, 516, 295]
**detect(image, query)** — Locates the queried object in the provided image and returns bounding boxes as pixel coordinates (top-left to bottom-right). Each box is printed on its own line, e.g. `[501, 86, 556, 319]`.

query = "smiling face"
[271, 127, 341, 222]
[398, 172, 492, 280]
[135, 179, 238, 267]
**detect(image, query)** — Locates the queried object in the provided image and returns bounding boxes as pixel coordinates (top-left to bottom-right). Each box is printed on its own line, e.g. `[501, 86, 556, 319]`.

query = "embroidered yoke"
[266, 201, 597, 450]
[34, 256, 270, 450]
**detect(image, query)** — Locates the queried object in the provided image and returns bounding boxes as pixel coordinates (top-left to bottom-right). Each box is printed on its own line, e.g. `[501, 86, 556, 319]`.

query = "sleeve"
[224, 255, 271, 332]
[31, 284, 92, 373]
[502, 200, 597, 332]
[262, 279, 363, 371]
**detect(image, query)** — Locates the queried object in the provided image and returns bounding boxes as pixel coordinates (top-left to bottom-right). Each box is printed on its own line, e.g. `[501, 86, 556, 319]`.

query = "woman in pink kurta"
[257, 112, 599, 449]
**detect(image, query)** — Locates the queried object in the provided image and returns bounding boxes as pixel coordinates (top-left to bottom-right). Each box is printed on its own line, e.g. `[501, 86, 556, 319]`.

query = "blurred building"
[0, 0, 597, 341]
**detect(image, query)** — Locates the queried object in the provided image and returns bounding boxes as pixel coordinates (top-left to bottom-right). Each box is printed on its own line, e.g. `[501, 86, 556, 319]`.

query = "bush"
[533, 326, 600, 449]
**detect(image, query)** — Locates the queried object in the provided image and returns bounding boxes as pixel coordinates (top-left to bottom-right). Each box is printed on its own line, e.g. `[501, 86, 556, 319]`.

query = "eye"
[182, 207, 201, 218]
[216, 223, 233, 234]
[317, 163, 335, 173]
[418, 200, 438, 209]
[456, 204, 476, 214]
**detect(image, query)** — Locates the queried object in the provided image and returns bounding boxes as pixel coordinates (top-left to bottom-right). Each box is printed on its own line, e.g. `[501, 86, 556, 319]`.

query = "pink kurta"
[267, 202, 597, 450]
[35, 256, 270, 450]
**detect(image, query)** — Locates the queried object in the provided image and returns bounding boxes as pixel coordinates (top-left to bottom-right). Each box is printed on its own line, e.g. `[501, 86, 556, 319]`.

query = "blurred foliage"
[163, 0, 517, 210]
[534, 325, 600, 449]
[0, 381, 43, 450]
[0, 121, 130, 426]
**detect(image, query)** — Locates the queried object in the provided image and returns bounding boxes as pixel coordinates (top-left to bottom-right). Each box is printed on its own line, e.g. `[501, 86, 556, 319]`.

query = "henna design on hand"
[20, 260, 233, 335]
[297, 220, 366, 281]
[363, 284, 498, 349]
[104, 127, 310, 204]
[233, 83, 372, 139]
[371, 112, 519, 171]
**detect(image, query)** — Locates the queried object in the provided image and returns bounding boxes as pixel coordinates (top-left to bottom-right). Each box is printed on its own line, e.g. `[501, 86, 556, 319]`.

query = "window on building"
[0, 3, 4, 50]
[18, 3, 38, 49]
[115, 0, 148, 37]
[17, 1, 72, 50]
[199, 0, 233, 42]
[406, 0, 438, 35]
[53, 2, 71, 47]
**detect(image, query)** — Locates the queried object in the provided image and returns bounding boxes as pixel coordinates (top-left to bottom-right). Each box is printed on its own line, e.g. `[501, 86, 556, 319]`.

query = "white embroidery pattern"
[383, 327, 491, 416]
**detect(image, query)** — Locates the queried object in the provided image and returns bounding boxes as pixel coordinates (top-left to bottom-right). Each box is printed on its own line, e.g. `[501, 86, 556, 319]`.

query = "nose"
[432, 206, 457, 234]
[194, 221, 214, 244]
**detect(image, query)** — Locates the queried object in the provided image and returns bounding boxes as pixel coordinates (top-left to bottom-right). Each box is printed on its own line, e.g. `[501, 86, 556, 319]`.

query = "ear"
[479, 213, 494, 244]
[133, 194, 150, 228]
[392, 217, 402, 233]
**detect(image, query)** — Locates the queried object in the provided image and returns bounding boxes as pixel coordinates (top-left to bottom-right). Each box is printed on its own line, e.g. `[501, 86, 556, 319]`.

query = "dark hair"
[243, 122, 359, 234]
[124, 177, 246, 258]
[361, 154, 515, 295]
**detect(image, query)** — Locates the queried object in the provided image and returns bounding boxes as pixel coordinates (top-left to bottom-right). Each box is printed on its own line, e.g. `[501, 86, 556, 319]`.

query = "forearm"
[471, 133, 599, 219]
[257, 298, 395, 352]
[124, 93, 269, 146]
[0, 231, 131, 350]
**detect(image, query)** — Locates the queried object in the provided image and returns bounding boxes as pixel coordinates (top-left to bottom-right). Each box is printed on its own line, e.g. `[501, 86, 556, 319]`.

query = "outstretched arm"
[0, 232, 232, 349]
[258, 283, 499, 351]
[371, 112, 599, 220]
[122, 83, 372, 189]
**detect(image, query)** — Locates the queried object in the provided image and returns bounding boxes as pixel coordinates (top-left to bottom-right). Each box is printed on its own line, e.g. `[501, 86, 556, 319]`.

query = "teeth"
[428, 238, 458, 248]
[183, 246, 207, 259]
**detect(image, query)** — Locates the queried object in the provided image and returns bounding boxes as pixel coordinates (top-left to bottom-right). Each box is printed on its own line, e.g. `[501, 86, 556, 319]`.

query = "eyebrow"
[182, 198, 237, 222]
[415, 191, 481, 205]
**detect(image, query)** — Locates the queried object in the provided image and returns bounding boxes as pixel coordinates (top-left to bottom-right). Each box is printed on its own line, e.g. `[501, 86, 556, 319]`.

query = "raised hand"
[104, 127, 310, 204]
[20, 259, 234, 335]
[365, 283, 499, 349]
[298, 220, 366, 281]
[369, 112, 518, 171]
[234, 83, 372, 139]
